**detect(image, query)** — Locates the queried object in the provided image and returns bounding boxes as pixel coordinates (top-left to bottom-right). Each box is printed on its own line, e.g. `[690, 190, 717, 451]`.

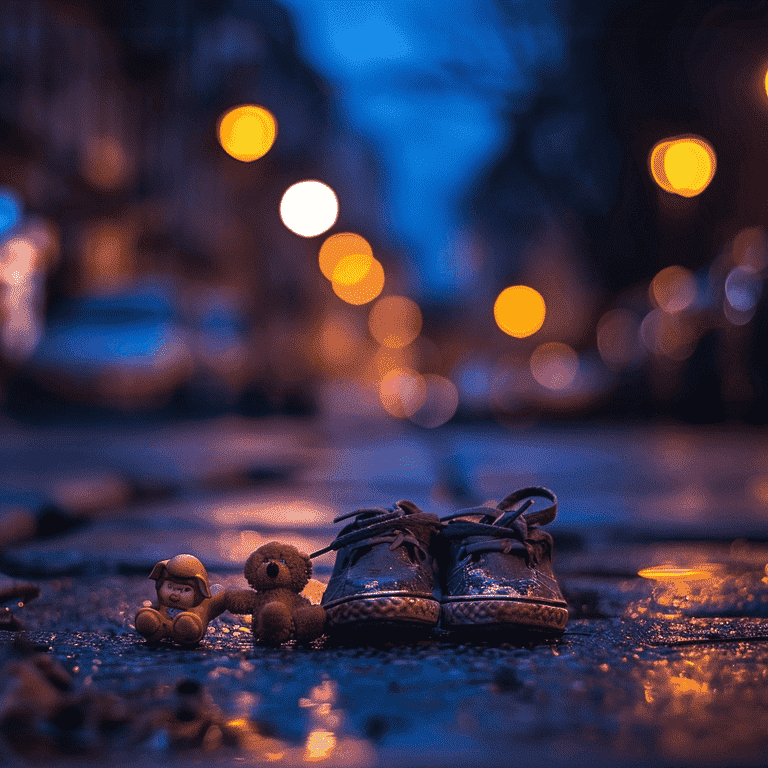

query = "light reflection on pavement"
[4, 417, 768, 766]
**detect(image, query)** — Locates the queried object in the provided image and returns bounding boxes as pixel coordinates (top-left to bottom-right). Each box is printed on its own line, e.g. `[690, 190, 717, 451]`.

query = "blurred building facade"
[0, 0, 391, 417]
[463, 0, 768, 424]
[2, 0, 768, 426]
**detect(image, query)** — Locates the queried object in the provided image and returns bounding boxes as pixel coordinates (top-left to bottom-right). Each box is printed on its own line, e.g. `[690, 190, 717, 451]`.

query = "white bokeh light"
[280, 180, 339, 238]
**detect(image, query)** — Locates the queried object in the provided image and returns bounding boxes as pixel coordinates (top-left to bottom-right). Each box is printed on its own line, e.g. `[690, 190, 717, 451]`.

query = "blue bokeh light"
[0, 187, 22, 236]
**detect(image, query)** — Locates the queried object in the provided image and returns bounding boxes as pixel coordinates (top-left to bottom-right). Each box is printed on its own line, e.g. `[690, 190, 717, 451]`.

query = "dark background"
[1, 0, 768, 426]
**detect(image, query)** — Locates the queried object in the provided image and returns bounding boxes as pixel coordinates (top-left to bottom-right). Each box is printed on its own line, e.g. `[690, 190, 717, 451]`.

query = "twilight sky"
[280, 0, 565, 301]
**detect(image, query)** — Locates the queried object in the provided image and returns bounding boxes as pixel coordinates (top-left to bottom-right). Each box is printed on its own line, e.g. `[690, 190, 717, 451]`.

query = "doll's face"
[158, 579, 197, 609]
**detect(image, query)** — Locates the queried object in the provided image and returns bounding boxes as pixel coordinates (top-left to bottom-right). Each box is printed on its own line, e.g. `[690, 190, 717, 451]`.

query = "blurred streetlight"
[493, 285, 546, 338]
[368, 295, 422, 348]
[331, 255, 385, 305]
[408, 374, 459, 428]
[650, 265, 697, 312]
[280, 180, 338, 237]
[217, 104, 277, 162]
[0, 187, 22, 236]
[318, 232, 373, 280]
[597, 308, 645, 371]
[530, 342, 578, 390]
[649, 136, 716, 197]
[379, 367, 426, 418]
[81, 135, 131, 190]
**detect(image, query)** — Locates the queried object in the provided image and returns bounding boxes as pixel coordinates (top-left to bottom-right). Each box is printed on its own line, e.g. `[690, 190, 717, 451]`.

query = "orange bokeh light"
[649, 136, 716, 197]
[331, 255, 385, 305]
[331, 253, 373, 286]
[365, 345, 418, 387]
[408, 374, 459, 428]
[81, 135, 130, 190]
[217, 104, 277, 162]
[368, 295, 422, 349]
[529, 342, 578, 390]
[732, 226, 768, 270]
[597, 308, 643, 371]
[318, 233, 373, 281]
[379, 367, 427, 418]
[650, 265, 697, 313]
[493, 285, 546, 338]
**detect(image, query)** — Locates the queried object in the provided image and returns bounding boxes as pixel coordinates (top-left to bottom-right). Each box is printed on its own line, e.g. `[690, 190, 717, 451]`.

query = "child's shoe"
[439, 487, 568, 638]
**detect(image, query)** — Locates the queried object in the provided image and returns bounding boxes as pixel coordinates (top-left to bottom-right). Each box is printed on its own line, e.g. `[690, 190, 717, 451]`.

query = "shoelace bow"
[440, 487, 557, 566]
[310, 500, 441, 560]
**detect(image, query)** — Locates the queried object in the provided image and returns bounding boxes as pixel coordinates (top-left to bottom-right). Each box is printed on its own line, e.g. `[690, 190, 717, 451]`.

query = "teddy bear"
[225, 542, 325, 645]
[134, 554, 228, 646]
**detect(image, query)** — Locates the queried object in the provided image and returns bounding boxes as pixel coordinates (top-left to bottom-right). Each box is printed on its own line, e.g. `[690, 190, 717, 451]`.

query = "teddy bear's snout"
[266, 562, 280, 579]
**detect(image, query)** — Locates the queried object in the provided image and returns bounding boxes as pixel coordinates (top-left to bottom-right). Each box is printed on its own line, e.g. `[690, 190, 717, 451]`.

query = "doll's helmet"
[148, 554, 212, 599]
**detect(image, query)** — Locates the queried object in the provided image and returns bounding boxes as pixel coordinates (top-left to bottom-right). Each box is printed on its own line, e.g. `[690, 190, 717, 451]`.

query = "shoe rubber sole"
[324, 594, 440, 629]
[441, 598, 568, 635]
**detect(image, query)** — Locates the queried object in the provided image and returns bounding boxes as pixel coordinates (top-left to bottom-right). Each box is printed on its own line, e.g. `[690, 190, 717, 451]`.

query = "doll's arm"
[205, 590, 229, 620]
[224, 589, 258, 615]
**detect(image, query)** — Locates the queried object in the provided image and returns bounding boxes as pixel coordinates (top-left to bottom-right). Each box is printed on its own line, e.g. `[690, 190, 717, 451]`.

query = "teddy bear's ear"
[302, 551, 312, 581]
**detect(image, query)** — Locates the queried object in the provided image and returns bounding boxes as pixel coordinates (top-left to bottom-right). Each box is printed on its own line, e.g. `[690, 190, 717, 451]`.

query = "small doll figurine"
[134, 554, 227, 646]
[225, 542, 325, 645]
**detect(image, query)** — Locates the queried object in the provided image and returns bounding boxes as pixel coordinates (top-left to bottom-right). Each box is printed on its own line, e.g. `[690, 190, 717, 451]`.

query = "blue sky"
[280, 0, 565, 301]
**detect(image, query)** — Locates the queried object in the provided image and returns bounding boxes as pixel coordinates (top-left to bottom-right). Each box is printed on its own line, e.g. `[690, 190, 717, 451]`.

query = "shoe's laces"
[310, 500, 441, 560]
[440, 487, 557, 565]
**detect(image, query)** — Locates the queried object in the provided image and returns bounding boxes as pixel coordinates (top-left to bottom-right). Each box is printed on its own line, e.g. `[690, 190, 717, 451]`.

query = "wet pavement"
[3, 414, 768, 766]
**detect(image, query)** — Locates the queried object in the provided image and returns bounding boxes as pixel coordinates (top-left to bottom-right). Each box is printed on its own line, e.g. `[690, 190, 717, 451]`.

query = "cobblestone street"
[3, 415, 768, 766]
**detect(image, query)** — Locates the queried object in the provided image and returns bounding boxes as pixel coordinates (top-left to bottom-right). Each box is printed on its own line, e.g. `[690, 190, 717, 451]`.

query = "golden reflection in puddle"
[638, 566, 716, 582]
[296, 680, 375, 766]
[231, 679, 374, 766]
[624, 648, 768, 762]
[223, 716, 286, 761]
[636, 564, 724, 618]
[304, 729, 337, 761]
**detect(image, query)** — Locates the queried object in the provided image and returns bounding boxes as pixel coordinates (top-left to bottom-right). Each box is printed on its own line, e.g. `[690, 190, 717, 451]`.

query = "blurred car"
[187, 288, 253, 407]
[26, 284, 194, 410]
